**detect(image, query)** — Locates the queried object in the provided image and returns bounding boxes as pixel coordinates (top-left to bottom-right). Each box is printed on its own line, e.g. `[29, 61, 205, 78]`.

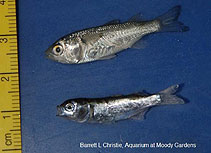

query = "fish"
[56, 84, 186, 123]
[45, 5, 189, 64]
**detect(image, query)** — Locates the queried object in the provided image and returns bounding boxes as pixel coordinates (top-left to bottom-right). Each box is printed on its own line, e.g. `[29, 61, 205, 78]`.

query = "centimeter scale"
[0, 0, 22, 152]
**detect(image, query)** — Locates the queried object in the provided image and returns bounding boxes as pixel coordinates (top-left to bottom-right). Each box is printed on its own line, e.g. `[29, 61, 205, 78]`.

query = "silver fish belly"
[56, 84, 185, 123]
[46, 5, 189, 64]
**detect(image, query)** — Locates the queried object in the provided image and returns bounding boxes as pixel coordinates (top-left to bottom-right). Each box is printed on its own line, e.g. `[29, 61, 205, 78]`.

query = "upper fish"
[45, 5, 189, 64]
[56, 84, 185, 123]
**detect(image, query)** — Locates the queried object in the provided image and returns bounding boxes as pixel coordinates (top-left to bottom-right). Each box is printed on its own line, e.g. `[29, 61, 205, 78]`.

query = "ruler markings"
[13, 125, 20, 128]
[12, 99, 20, 102]
[12, 106, 19, 109]
[0, 72, 18, 75]
[1, 1, 22, 152]
[10, 49, 17, 51]
[11, 84, 19, 86]
[10, 57, 17, 59]
[1, 110, 20, 113]
[8, 91, 19, 93]
[12, 114, 20, 116]
[6, 53, 18, 55]
[5, 15, 16, 17]
[10, 61, 18, 63]
[13, 122, 20, 124]
[0, 34, 17, 36]
[9, 30, 17, 32]
[10, 68, 18, 71]
[12, 118, 20, 120]
[11, 95, 19, 97]
[2, 148, 22, 152]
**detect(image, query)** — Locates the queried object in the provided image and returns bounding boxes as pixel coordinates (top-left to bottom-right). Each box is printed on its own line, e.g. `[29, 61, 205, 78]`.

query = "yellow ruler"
[0, 0, 22, 152]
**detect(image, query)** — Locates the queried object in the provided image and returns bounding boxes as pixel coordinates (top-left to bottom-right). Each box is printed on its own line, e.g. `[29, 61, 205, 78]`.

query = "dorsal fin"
[103, 19, 120, 26]
[128, 12, 143, 22]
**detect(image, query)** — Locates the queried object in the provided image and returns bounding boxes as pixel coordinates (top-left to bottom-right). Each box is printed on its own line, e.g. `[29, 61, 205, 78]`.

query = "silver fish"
[56, 84, 185, 123]
[46, 5, 189, 64]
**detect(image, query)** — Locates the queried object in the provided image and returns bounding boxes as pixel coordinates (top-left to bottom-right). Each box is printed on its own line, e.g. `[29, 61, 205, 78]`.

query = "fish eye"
[53, 44, 63, 55]
[65, 103, 75, 112]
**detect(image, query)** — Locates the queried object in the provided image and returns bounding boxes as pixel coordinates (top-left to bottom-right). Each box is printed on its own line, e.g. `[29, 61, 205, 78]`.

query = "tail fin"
[159, 84, 185, 105]
[157, 5, 189, 32]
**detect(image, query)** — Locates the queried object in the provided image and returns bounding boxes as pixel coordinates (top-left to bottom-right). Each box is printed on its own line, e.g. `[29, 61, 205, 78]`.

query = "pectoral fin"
[81, 33, 104, 44]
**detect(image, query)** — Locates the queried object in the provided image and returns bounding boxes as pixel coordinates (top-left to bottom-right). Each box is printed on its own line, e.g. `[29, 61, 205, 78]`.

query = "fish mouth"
[56, 105, 64, 116]
[45, 47, 56, 61]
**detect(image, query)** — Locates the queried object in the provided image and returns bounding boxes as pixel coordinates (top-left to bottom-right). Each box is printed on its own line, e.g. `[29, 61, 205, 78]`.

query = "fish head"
[45, 37, 83, 64]
[57, 99, 90, 123]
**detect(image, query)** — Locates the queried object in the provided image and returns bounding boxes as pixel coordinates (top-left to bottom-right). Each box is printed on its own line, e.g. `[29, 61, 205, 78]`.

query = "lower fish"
[56, 84, 186, 123]
[46, 5, 189, 64]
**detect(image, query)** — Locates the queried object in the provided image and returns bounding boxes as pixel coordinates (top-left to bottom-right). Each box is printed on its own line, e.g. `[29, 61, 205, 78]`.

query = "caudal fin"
[159, 84, 185, 105]
[157, 5, 189, 32]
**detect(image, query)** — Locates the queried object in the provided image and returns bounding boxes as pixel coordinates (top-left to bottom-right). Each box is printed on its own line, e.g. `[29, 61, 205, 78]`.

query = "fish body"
[57, 85, 185, 123]
[46, 6, 189, 64]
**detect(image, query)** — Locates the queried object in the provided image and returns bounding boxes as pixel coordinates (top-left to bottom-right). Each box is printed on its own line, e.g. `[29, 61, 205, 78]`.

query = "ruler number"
[0, 0, 6, 5]
[0, 38, 8, 43]
[1, 76, 10, 82]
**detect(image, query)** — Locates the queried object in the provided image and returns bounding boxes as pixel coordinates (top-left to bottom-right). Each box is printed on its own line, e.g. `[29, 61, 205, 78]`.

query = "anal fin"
[130, 108, 149, 120]
[130, 38, 148, 49]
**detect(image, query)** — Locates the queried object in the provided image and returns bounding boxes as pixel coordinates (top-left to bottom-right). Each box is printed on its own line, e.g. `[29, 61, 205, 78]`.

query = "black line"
[2, 148, 21, 151]
[12, 114, 20, 116]
[0, 72, 18, 75]
[8, 91, 19, 93]
[1, 110, 20, 113]
[12, 99, 20, 101]
[10, 129, 21, 131]
[13, 133, 21, 135]
[12, 102, 19, 104]
[12, 95, 19, 97]
[10, 57, 17, 59]
[5, 15, 16, 17]
[6, 53, 17, 55]
[0, 34, 16, 36]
